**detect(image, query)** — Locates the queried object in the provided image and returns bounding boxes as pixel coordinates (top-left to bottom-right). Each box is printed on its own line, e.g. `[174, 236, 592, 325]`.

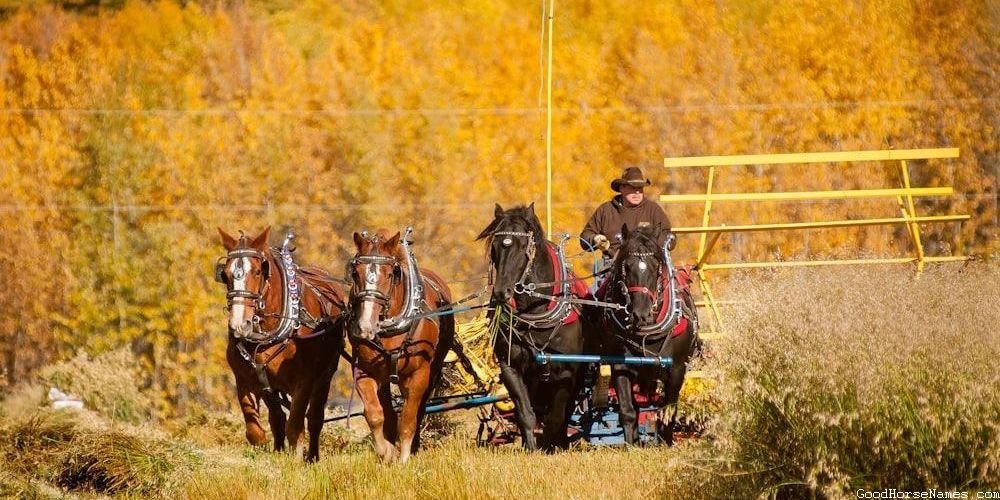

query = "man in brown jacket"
[580, 166, 672, 257]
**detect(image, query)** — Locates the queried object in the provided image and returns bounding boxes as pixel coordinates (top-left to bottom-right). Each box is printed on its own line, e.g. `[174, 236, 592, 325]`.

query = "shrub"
[691, 263, 1000, 497]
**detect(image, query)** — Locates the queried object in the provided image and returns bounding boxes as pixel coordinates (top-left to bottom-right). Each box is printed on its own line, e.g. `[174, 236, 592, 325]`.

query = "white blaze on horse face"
[228, 257, 252, 335]
[356, 263, 380, 339]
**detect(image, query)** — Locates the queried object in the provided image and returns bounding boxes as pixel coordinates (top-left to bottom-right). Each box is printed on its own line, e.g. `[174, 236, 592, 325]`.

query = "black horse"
[591, 224, 699, 445]
[477, 203, 588, 451]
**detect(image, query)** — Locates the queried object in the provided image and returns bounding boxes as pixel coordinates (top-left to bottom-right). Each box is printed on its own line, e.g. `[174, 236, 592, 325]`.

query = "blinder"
[491, 229, 537, 289]
[214, 258, 227, 284]
[261, 260, 270, 280]
[348, 254, 402, 293]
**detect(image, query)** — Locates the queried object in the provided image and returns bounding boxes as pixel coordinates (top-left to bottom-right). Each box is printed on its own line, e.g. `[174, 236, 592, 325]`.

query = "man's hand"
[593, 234, 611, 252]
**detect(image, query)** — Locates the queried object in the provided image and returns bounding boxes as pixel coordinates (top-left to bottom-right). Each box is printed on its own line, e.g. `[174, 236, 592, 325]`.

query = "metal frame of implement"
[661, 147, 971, 342]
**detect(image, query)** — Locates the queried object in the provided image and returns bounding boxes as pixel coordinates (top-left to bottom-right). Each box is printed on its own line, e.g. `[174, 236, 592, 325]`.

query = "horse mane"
[476, 205, 546, 242]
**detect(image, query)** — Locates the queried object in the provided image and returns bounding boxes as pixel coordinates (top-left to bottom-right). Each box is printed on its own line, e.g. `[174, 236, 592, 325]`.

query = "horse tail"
[428, 289, 456, 392]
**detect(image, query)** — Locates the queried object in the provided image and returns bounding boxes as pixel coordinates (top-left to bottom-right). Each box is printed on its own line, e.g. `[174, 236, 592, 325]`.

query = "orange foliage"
[0, 0, 995, 414]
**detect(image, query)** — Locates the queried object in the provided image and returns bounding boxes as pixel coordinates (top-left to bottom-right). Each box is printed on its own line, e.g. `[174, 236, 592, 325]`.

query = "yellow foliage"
[0, 0, 994, 414]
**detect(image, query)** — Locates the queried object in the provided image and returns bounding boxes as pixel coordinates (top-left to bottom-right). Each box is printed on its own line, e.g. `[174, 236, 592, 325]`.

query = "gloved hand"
[593, 234, 611, 252]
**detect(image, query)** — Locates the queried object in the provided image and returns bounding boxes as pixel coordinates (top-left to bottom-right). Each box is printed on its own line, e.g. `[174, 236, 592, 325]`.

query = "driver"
[580, 166, 672, 259]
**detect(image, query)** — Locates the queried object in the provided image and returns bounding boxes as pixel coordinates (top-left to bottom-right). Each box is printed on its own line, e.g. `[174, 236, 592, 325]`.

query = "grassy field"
[1, 263, 997, 499]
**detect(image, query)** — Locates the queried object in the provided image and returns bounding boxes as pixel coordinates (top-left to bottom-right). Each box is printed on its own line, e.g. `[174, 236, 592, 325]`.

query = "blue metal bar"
[425, 390, 490, 406]
[424, 395, 509, 414]
[535, 353, 673, 367]
[326, 393, 508, 422]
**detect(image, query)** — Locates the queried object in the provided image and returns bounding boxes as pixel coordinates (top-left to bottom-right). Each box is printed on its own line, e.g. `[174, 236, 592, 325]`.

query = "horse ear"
[527, 202, 535, 214]
[621, 223, 630, 240]
[476, 218, 499, 241]
[218, 228, 238, 251]
[250, 226, 271, 251]
[353, 231, 364, 249]
[494, 203, 504, 218]
[386, 231, 401, 250]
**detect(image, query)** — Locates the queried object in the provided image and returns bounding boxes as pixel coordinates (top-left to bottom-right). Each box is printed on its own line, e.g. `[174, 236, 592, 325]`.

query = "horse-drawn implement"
[315, 208, 702, 449]
[215, 208, 703, 455]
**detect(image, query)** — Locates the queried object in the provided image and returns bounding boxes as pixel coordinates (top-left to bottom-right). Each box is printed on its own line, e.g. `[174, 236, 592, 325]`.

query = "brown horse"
[347, 228, 454, 463]
[215, 226, 347, 462]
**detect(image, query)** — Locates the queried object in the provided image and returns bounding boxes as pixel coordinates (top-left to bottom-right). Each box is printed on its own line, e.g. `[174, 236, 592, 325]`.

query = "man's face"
[621, 184, 644, 206]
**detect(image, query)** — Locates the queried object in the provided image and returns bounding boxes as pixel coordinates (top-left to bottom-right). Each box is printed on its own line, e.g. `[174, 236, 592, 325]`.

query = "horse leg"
[236, 382, 268, 447]
[264, 393, 287, 451]
[499, 363, 538, 451]
[305, 377, 333, 462]
[658, 363, 688, 446]
[396, 364, 431, 463]
[284, 385, 310, 461]
[357, 375, 396, 462]
[612, 366, 639, 445]
[377, 380, 399, 445]
[541, 366, 576, 451]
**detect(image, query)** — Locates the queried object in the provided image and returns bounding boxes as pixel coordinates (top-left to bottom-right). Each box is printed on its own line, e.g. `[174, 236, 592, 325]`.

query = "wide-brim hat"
[611, 166, 651, 192]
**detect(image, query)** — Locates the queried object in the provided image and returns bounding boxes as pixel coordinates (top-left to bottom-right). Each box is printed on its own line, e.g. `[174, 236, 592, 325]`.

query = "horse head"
[348, 229, 404, 340]
[476, 203, 544, 305]
[216, 226, 272, 339]
[614, 224, 667, 327]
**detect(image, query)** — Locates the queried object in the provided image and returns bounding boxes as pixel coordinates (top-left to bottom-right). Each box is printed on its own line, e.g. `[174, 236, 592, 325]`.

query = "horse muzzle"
[230, 319, 253, 339]
[348, 317, 377, 341]
[630, 310, 654, 327]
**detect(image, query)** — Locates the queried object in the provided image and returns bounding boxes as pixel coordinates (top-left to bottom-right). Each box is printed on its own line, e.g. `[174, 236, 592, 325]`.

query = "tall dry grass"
[36, 348, 152, 423]
[687, 263, 1000, 498]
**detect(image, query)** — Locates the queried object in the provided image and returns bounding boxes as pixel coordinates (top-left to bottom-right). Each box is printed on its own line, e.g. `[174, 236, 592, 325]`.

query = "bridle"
[488, 222, 577, 334]
[215, 235, 271, 321]
[215, 233, 302, 343]
[491, 228, 536, 294]
[616, 250, 664, 318]
[349, 252, 402, 321]
[606, 236, 686, 338]
[347, 227, 427, 337]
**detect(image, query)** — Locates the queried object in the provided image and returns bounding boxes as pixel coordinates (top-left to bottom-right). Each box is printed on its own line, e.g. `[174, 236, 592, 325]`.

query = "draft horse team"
[215, 204, 699, 462]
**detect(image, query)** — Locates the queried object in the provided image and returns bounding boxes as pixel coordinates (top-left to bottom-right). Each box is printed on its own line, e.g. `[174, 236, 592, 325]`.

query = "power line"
[0, 98, 995, 117]
[0, 195, 994, 212]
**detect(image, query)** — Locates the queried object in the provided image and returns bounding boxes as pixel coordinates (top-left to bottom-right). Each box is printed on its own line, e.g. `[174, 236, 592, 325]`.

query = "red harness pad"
[674, 265, 694, 294]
